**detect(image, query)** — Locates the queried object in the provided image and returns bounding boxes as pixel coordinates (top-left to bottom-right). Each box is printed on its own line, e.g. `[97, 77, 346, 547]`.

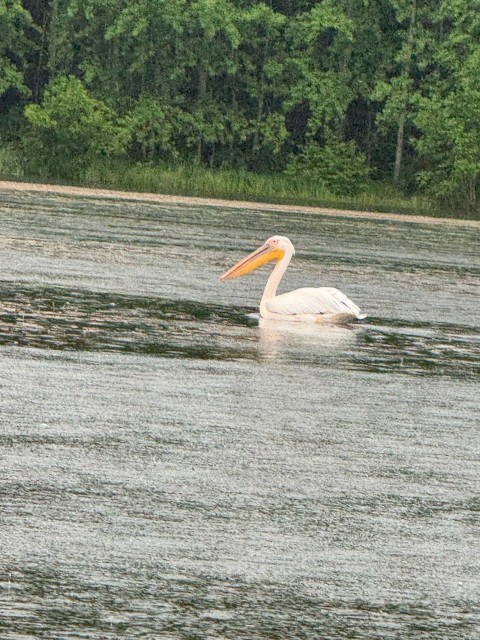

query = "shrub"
[0, 144, 24, 178]
[24, 75, 128, 180]
[285, 136, 370, 196]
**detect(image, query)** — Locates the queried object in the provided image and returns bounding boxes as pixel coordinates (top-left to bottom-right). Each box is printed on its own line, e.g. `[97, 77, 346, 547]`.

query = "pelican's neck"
[259, 250, 292, 314]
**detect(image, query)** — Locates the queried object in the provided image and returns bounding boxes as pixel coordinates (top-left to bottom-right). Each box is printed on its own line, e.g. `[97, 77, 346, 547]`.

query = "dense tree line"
[1, 0, 479, 210]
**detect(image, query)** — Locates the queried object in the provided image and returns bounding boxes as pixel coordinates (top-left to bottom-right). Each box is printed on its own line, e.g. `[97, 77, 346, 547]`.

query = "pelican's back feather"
[266, 287, 363, 318]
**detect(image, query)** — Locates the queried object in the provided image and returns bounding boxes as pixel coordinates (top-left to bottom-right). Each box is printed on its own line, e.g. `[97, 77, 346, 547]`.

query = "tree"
[414, 5, 480, 210]
[285, 133, 369, 196]
[0, 0, 32, 99]
[125, 97, 177, 162]
[285, 2, 354, 142]
[24, 75, 128, 178]
[176, 0, 241, 164]
[371, 0, 426, 187]
[231, 3, 288, 168]
[337, 0, 398, 168]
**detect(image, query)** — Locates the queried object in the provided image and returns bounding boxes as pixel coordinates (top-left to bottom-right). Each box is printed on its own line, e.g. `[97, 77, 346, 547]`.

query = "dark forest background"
[1, 0, 479, 212]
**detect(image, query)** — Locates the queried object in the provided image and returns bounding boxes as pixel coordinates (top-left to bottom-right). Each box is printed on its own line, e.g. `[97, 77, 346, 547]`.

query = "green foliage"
[415, 49, 480, 209]
[0, 144, 24, 178]
[286, 1, 354, 136]
[285, 136, 370, 196]
[125, 97, 178, 162]
[23, 76, 128, 179]
[412, 0, 480, 210]
[1, 0, 479, 213]
[0, 0, 32, 97]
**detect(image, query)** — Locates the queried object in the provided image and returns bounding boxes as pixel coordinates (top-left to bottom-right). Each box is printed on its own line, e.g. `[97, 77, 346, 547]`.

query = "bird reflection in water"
[256, 316, 359, 362]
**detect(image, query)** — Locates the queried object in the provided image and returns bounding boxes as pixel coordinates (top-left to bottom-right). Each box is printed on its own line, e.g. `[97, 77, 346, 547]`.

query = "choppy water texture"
[0, 190, 479, 639]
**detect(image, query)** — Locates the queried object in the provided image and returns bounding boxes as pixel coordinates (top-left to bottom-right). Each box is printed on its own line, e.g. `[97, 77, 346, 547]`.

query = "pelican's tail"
[315, 312, 366, 324]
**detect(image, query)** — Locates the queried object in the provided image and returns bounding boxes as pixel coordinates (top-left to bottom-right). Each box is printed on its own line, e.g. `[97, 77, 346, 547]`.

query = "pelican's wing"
[266, 287, 363, 317]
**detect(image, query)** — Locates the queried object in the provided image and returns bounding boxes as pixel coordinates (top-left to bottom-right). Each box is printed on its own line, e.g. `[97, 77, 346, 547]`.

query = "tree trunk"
[196, 68, 207, 164]
[393, 110, 406, 186]
[252, 91, 264, 154]
[393, 0, 416, 187]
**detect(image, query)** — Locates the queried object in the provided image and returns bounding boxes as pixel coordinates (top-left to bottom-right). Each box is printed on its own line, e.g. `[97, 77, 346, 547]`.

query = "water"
[0, 189, 479, 639]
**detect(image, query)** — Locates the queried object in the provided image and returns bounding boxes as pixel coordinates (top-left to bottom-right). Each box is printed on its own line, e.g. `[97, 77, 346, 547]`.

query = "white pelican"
[220, 235, 366, 323]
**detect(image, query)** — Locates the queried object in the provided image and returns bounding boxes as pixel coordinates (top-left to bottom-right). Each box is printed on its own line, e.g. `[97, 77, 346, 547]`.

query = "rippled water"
[1, 190, 479, 639]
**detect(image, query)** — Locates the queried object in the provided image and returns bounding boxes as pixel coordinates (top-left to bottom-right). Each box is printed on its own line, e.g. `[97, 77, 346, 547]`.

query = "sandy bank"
[1, 179, 478, 228]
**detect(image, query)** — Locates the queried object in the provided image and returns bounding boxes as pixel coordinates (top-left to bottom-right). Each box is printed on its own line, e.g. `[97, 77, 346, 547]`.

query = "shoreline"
[1, 179, 479, 228]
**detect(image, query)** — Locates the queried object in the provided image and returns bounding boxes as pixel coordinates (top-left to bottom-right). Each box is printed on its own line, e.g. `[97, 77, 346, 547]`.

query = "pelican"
[220, 235, 366, 323]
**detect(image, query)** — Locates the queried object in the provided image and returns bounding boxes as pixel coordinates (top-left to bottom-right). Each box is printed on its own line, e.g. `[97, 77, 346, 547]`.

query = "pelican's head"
[220, 235, 295, 280]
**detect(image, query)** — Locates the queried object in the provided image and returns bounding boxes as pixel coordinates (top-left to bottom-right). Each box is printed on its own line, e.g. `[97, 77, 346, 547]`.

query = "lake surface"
[0, 189, 479, 639]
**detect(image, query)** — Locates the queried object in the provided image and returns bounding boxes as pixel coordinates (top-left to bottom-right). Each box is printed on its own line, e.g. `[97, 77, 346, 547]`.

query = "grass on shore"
[84, 160, 439, 216]
[0, 147, 451, 218]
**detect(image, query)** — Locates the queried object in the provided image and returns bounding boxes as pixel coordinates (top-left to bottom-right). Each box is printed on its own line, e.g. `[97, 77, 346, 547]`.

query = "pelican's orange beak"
[220, 243, 284, 280]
